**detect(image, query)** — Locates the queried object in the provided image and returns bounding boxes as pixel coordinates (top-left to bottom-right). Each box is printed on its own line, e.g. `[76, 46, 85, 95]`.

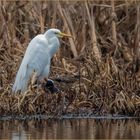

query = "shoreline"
[0, 114, 140, 121]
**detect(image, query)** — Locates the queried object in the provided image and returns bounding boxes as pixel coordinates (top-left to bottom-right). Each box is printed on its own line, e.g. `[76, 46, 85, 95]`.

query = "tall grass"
[0, 0, 139, 117]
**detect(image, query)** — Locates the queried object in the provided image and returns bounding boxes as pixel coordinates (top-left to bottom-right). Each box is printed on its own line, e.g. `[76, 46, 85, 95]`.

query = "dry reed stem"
[134, 2, 140, 58]
[111, 0, 117, 45]
[85, 1, 101, 64]
[57, 1, 78, 58]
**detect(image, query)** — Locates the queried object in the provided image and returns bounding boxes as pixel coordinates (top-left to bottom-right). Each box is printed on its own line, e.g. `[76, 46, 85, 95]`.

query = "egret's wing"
[12, 34, 50, 93]
[38, 64, 50, 81]
[38, 37, 60, 81]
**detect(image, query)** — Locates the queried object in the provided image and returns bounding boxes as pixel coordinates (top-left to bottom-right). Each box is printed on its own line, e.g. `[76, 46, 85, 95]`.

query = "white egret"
[12, 28, 71, 93]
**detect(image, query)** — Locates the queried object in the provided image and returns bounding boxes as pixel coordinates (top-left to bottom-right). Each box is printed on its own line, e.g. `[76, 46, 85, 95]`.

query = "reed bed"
[0, 0, 140, 117]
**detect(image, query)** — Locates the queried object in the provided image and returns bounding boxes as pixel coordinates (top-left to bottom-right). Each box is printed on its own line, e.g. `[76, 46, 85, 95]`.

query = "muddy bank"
[0, 114, 140, 121]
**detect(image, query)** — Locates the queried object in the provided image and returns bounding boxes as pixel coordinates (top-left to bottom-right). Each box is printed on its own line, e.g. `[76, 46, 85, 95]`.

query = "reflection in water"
[0, 119, 140, 139]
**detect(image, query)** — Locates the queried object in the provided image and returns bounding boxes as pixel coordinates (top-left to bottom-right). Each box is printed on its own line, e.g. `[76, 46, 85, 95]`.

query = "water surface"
[0, 118, 140, 139]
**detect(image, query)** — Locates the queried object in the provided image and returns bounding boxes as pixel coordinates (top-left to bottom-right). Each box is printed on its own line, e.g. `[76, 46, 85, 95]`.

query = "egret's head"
[45, 28, 72, 38]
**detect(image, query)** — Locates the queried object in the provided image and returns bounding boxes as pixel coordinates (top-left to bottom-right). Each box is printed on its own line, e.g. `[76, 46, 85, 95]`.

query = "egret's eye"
[54, 32, 58, 34]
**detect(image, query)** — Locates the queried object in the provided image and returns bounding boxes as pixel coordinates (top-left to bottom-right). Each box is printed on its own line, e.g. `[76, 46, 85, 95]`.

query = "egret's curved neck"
[48, 37, 60, 58]
[44, 31, 60, 58]
[44, 31, 54, 39]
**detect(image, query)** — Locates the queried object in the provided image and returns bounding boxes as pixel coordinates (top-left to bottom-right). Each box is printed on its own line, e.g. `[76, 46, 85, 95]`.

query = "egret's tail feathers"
[12, 67, 30, 93]
[12, 76, 29, 93]
[12, 68, 38, 93]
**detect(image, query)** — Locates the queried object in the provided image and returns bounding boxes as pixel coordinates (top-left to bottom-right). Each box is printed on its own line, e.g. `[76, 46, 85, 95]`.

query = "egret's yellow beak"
[58, 32, 72, 38]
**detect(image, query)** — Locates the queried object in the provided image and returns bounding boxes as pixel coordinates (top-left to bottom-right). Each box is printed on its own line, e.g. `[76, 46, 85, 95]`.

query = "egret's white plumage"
[12, 28, 71, 93]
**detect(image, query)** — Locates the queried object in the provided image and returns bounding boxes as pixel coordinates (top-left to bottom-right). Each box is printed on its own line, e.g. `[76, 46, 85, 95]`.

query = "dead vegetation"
[0, 0, 140, 117]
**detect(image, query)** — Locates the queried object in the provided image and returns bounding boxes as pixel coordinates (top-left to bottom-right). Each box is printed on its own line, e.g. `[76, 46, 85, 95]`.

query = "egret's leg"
[34, 76, 44, 94]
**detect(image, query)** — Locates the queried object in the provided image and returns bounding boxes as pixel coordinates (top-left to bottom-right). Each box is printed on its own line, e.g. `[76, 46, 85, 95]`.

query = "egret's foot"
[45, 79, 59, 93]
